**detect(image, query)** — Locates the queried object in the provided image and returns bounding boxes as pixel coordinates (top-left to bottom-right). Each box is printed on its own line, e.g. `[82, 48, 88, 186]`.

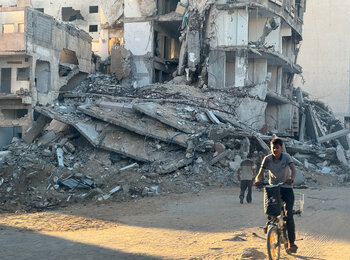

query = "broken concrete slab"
[206, 110, 222, 124]
[77, 104, 190, 147]
[336, 144, 348, 166]
[23, 115, 52, 144]
[111, 45, 132, 80]
[157, 157, 192, 175]
[96, 101, 133, 112]
[35, 106, 168, 162]
[254, 135, 270, 154]
[133, 102, 204, 134]
[317, 128, 350, 144]
[37, 130, 59, 146]
[210, 149, 230, 166]
[74, 121, 165, 163]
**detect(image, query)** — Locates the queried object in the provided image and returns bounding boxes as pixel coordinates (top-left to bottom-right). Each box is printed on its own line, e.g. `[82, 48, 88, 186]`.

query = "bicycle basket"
[264, 185, 282, 216]
[293, 192, 304, 215]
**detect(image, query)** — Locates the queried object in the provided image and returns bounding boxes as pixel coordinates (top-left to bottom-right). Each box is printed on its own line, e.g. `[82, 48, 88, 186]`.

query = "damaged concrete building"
[0, 3, 92, 145]
[114, 0, 308, 135]
[205, 0, 306, 135]
[1, 0, 112, 59]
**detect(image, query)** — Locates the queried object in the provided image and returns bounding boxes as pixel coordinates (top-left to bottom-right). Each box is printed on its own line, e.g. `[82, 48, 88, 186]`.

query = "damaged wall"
[209, 9, 248, 48]
[248, 16, 282, 52]
[25, 8, 92, 105]
[98, 0, 123, 25]
[1, 0, 108, 59]
[236, 97, 267, 130]
[0, 56, 30, 94]
[124, 0, 156, 18]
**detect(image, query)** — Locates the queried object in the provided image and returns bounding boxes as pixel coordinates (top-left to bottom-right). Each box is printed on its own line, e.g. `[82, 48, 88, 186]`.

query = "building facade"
[206, 0, 306, 133]
[0, 2, 91, 145]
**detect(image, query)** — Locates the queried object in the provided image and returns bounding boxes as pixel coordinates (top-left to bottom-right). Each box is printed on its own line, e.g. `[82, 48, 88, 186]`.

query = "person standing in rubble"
[254, 136, 298, 253]
[237, 153, 256, 204]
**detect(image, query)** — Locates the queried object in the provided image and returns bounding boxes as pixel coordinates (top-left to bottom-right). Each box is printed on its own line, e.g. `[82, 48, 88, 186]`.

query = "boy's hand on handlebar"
[254, 176, 262, 184]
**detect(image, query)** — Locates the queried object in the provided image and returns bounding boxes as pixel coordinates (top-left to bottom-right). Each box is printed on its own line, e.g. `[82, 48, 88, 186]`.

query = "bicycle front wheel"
[267, 225, 280, 260]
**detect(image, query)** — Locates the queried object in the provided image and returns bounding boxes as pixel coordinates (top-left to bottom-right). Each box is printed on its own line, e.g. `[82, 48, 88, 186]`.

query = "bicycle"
[257, 182, 303, 260]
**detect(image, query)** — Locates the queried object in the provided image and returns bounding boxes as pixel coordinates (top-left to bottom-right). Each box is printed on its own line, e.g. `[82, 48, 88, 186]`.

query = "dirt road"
[0, 185, 349, 259]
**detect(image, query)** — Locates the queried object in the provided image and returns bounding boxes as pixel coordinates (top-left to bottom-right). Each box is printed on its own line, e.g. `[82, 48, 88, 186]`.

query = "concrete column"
[208, 50, 225, 89]
[99, 29, 109, 60]
[235, 49, 248, 87]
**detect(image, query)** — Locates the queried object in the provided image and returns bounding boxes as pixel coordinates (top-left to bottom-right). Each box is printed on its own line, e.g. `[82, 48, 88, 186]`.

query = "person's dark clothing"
[240, 180, 253, 203]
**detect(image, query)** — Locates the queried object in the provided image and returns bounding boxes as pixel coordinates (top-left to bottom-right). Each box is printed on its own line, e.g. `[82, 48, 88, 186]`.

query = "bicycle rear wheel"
[267, 225, 280, 260]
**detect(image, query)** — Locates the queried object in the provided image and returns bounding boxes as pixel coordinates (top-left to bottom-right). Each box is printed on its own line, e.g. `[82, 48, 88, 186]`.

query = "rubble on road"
[0, 74, 349, 213]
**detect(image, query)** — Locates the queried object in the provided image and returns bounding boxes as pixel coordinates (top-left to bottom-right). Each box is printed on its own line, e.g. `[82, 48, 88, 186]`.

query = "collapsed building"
[1, 0, 350, 211]
[0, 3, 92, 146]
[98, 0, 308, 137]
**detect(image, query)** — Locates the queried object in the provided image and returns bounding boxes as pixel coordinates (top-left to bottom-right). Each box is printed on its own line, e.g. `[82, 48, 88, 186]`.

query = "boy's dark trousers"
[280, 187, 296, 245]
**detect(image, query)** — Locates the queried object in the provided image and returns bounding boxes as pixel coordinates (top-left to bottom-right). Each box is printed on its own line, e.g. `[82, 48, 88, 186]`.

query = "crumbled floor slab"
[77, 104, 190, 147]
[133, 102, 205, 134]
[35, 106, 167, 162]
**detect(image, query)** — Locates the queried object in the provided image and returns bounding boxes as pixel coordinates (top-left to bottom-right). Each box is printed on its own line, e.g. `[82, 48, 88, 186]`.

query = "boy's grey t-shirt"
[262, 153, 293, 187]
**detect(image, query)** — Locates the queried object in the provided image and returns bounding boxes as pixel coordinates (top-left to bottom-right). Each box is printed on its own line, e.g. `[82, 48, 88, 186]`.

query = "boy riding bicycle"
[255, 137, 298, 253]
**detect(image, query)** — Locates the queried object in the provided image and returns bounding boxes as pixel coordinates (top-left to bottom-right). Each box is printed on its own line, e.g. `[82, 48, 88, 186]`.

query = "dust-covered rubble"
[0, 74, 349, 213]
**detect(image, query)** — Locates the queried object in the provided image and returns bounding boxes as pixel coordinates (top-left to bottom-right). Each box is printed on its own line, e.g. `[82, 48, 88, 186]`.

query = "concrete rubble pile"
[0, 73, 349, 212]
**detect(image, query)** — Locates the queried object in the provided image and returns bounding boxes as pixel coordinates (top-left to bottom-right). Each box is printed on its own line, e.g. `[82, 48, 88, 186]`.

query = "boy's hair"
[270, 137, 283, 146]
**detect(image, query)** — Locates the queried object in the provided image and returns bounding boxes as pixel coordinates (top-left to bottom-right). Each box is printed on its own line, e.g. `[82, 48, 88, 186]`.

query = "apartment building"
[0, 2, 91, 145]
[205, 0, 306, 134]
[1, 0, 118, 60]
[0, 0, 307, 145]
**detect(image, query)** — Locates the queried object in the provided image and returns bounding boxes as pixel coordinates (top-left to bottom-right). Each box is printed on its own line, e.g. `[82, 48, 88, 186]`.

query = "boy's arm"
[255, 166, 265, 183]
[237, 168, 241, 181]
[286, 162, 297, 184]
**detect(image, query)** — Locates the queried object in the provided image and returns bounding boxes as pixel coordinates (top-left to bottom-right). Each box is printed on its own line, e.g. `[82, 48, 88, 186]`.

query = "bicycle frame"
[262, 182, 290, 260]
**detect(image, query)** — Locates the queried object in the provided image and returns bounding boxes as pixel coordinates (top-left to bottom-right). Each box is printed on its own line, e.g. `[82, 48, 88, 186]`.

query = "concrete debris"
[120, 163, 139, 171]
[210, 150, 230, 166]
[133, 102, 205, 134]
[23, 115, 52, 144]
[206, 110, 222, 124]
[77, 104, 191, 148]
[109, 186, 121, 195]
[58, 174, 94, 189]
[111, 45, 132, 81]
[38, 131, 59, 146]
[1, 71, 349, 212]
[56, 148, 64, 167]
[0, 151, 11, 162]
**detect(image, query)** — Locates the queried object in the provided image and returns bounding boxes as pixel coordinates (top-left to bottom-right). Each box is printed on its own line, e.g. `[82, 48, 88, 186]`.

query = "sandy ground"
[0, 185, 349, 260]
